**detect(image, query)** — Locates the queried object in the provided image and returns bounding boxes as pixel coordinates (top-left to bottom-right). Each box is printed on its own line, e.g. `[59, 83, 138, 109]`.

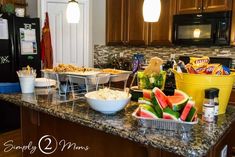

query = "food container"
[137, 71, 166, 90]
[110, 73, 131, 82]
[132, 109, 198, 131]
[17, 68, 36, 94]
[172, 70, 235, 114]
[107, 70, 132, 84]
[19, 76, 35, 93]
[85, 89, 131, 114]
[0, 83, 21, 94]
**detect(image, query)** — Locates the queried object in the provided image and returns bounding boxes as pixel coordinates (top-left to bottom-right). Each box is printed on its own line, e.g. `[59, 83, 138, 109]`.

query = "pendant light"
[143, 0, 161, 22]
[66, 0, 80, 23]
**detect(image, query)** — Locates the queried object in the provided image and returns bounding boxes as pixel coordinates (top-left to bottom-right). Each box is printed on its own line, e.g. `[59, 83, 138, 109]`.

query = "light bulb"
[143, 0, 161, 22]
[66, 0, 80, 23]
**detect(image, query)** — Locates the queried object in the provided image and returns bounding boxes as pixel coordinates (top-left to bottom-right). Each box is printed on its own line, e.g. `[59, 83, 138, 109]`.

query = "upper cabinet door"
[126, 0, 148, 46]
[177, 0, 202, 14]
[106, 0, 126, 45]
[203, 0, 232, 12]
[106, 0, 175, 46]
[14, 0, 26, 4]
[148, 0, 176, 46]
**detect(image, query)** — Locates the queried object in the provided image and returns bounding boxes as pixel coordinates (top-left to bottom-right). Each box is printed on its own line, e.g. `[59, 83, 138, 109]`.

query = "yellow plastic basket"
[172, 70, 235, 114]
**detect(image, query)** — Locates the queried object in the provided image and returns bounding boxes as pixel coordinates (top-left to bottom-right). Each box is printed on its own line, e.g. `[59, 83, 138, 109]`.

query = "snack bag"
[186, 64, 197, 74]
[177, 60, 187, 73]
[186, 63, 206, 74]
[204, 64, 221, 74]
[190, 56, 210, 67]
[193, 65, 206, 74]
[212, 65, 224, 75]
[222, 65, 230, 75]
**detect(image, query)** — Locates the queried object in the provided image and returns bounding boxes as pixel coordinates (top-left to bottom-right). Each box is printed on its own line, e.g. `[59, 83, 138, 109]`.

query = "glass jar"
[202, 89, 215, 122]
[211, 88, 219, 119]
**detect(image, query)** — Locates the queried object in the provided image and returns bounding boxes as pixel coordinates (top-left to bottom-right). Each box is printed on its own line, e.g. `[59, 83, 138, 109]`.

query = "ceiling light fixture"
[143, 0, 161, 22]
[66, 0, 80, 23]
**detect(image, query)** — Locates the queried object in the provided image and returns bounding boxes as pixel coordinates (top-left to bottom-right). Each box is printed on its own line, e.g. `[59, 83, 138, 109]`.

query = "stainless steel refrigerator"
[0, 14, 41, 82]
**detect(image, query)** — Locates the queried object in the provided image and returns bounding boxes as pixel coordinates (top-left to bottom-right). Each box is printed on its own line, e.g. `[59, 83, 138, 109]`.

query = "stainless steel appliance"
[173, 11, 232, 46]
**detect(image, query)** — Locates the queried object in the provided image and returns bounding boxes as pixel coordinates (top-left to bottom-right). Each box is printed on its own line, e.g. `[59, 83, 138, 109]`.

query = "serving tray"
[41, 69, 101, 77]
[132, 108, 198, 132]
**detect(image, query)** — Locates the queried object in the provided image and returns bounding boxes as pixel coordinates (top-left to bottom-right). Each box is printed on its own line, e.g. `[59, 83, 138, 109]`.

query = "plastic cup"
[19, 76, 35, 93]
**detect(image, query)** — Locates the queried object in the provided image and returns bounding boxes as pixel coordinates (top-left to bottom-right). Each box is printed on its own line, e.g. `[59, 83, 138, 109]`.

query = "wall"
[94, 45, 235, 67]
[26, 0, 38, 18]
[92, 0, 106, 45]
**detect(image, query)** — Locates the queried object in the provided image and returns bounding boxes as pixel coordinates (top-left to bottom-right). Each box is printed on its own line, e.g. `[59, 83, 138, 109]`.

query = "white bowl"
[85, 91, 131, 114]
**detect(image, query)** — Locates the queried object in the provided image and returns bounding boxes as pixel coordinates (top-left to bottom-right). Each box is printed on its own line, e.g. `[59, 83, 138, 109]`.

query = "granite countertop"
[0, 88, 235, 157]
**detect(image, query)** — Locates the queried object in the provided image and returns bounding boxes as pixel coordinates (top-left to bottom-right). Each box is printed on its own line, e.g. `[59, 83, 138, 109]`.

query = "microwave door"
[175, 23, 214, 45]
[215, 19, 231, 45]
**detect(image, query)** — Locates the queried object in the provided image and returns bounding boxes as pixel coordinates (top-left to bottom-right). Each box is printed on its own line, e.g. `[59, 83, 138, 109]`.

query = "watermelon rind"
[186, 106, 197, 122]
[139, 104, 160, 119]
[163, 107, 180, 120]
[153, 87, 168, 109]
[138, 97, 152, 105]
[152, 97, 163, 118]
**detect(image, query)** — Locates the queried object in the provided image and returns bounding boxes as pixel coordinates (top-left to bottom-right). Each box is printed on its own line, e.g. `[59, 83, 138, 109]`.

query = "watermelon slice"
[163, 107, 180, 120]
[137, 104, 160, 119]
[167, 89, 189, 111]
[143, 89, 153, 100]
[192, 113, 198, 122]
[186, 106, 197, 122]
[180, 100, 195, 121]
[138, 97, 152, 105]
[152, 97, 163, 118]
[153, 87, 168, 109]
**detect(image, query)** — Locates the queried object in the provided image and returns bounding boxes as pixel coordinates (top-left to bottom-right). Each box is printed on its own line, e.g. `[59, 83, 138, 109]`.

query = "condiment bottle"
[202, 89, 215, 122]
[211, 88, 219, 119]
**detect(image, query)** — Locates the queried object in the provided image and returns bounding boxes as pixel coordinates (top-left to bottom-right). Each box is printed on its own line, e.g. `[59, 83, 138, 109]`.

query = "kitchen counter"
[0, 89, 235, 157]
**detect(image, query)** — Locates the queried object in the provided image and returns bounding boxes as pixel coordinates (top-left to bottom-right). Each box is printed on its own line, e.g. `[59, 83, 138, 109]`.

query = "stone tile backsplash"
[94, 45, 235, 67]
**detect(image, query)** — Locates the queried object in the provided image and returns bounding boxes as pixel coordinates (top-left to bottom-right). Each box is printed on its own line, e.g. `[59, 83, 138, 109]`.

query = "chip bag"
[190, 56, 210, 67]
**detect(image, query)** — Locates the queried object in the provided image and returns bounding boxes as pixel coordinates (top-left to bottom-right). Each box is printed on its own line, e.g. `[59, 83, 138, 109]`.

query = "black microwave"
[172, 11, 232, 46]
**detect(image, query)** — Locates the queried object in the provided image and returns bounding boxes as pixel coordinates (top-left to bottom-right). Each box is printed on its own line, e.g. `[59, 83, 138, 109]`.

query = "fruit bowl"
[85, 88, 131, 114]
